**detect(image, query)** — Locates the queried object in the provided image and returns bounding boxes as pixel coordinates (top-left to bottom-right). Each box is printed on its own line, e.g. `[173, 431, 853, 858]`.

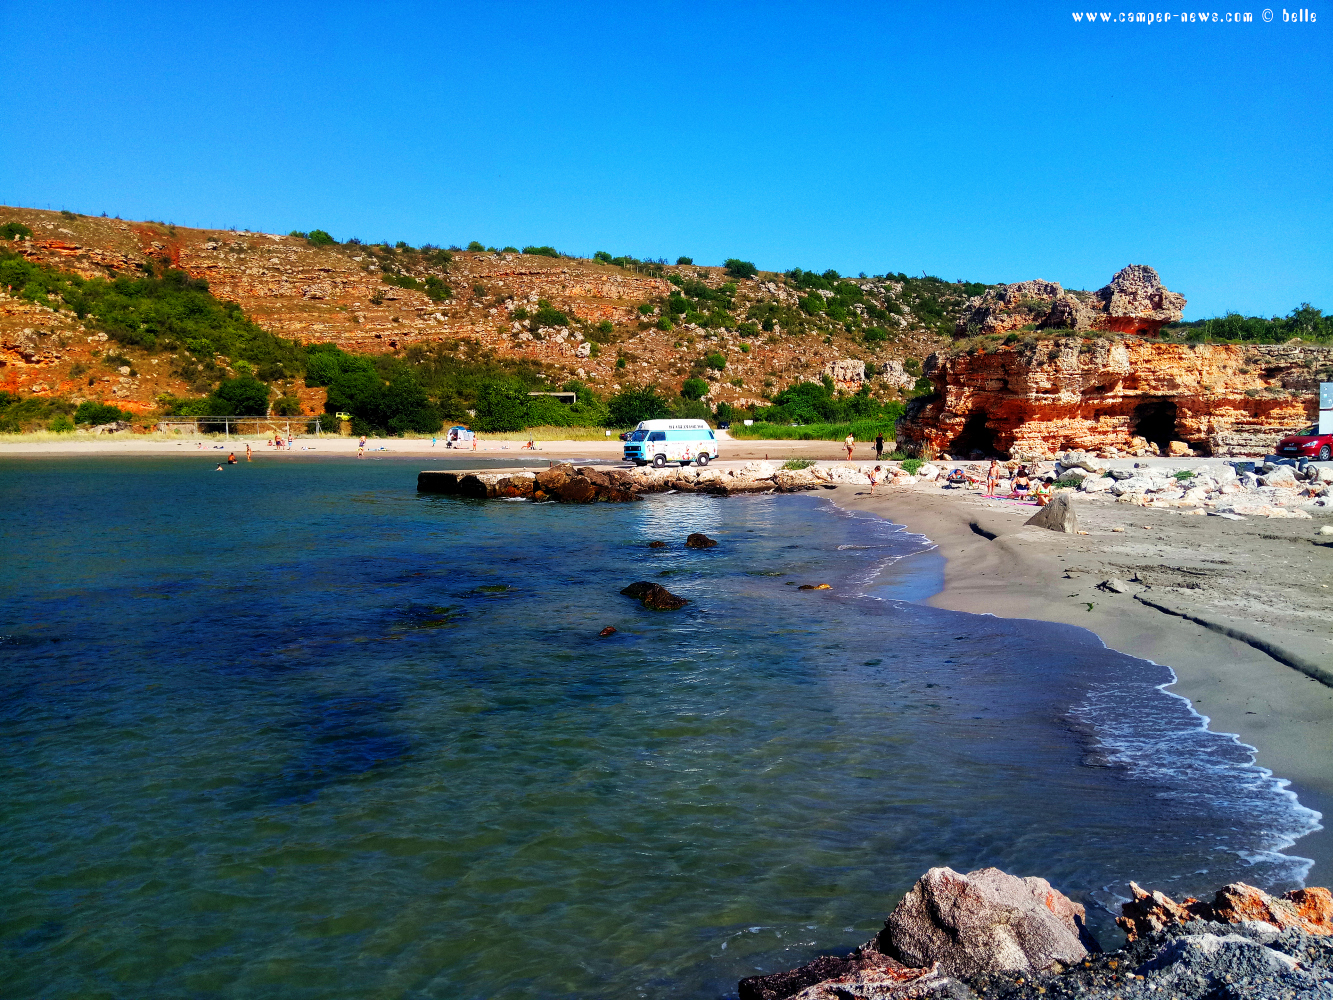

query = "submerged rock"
[684, 532, 718, 548]
[619, 581, 688, 610]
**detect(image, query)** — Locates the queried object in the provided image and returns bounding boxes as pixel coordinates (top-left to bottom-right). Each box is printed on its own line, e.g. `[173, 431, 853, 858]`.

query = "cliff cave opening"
[950, 410, 997, 458]
[1131, 399, 1178, 451]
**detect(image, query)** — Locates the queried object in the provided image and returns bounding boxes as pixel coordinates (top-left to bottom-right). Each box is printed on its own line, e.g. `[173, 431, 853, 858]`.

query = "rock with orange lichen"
[1117, 880, 1333, 941]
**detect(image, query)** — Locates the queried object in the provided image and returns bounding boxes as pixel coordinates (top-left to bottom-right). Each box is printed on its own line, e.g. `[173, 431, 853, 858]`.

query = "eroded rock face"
[897, 340, 1330, 459]
[881, 867, 1093, 978]
[955, 265, 1184, 339]
[1095, 264, 1187, 334]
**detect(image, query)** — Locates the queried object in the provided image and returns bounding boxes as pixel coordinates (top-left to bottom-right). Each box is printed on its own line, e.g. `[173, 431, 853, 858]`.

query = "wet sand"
[830, 483, 1333, 882]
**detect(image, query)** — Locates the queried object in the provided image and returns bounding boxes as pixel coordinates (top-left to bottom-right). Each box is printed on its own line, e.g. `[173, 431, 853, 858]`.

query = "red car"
[1276, 425, 1333, 462]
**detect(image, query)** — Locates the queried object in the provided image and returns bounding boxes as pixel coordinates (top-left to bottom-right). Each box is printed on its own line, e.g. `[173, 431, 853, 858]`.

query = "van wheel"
[653, 455, 667, 468]
[696, 453, 710, 467]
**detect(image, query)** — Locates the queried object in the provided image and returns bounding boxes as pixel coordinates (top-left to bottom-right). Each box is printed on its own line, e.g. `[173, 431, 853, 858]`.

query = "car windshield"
[628, 430, 648, 442]
[1300, 426, 1318, 436]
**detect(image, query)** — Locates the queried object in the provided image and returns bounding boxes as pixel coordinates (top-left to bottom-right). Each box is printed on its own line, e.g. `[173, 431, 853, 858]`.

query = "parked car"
[1276, 425, 1333, 462]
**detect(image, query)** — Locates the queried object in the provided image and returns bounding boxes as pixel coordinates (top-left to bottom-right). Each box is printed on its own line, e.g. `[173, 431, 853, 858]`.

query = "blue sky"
[2, 2, 1328, 319]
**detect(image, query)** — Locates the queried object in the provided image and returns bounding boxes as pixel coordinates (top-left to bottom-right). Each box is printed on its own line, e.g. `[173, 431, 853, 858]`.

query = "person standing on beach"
[869, 465, 882, 494]
[875, 432, 884, 460]
[358, 435, 366, 458]
[844, 433, 855, 461]
[245, 443, 252, 462]
[986, 459, 1001, 495]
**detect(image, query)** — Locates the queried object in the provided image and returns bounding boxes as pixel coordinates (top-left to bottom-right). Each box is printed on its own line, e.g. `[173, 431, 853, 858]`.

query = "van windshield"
[628, 430, 648, 442]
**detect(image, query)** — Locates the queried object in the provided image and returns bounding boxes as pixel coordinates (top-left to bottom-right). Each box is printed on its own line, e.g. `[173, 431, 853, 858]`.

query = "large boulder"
[554, 476, 598, 503]
[1024, 493, 1078, 533]
[685, 532, 718, 548]
[620, 582, 688, 610]
[535, 464, 574, 491]
[1259, 465, 1299, 488]
[880, 866, 1094, 978]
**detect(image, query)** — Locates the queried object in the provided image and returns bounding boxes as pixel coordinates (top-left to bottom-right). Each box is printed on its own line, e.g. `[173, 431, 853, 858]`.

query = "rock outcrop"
[955, 266, 1185, 338]
[1117, 881, 1333, 941]
[897, 340, 1330, 459]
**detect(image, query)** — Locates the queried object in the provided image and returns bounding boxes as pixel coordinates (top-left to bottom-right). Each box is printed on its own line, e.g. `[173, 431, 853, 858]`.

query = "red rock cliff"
[896, 338, 1330, 459]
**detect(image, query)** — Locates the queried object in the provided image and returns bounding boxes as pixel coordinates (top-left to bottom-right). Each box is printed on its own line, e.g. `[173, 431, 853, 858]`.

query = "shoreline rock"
[742, 867, 1333, 1000]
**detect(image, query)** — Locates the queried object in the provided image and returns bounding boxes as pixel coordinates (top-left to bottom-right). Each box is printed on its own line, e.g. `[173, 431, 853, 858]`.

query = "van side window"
[648, 431, 665, 441]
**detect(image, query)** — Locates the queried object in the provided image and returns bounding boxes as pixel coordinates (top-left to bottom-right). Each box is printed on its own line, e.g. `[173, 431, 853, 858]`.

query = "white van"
[622, 418, 718, 467]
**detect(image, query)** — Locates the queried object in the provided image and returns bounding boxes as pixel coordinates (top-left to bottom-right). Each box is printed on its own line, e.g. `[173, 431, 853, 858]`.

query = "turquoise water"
[0, 458, 1320, 999]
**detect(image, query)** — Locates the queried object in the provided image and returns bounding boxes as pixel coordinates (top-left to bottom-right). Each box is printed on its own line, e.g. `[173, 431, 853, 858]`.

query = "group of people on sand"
[983, 459, 1053, 504]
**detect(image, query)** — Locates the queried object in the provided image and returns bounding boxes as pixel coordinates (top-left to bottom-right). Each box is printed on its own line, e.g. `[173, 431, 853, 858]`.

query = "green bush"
[607, 387, 670, 426]
[533, 300, 569, 327]
[211, 375, 270, 415]
[74, 401, 127, 425]
[467, 241, 486, 252]
[306, 230, 336, 246]
[272, 395, 303, 417]
[48, 414, 75, 433]
[681, 377, 709, 400]
[1, 222, 33, 240]
[655, 316, 673, 331]
[593, 251, 613, 263]
[900, 458, 924, 475]
[424, 276, 451, 301]
[864, 326, 888, 344]
[676, 256, 693, 265]
[522, 245, 560, 258]
[704, 352, 726, 370]
[782, 458, 814, 470]
[473, 379, 530, 432]
[724, 259, 757, 279]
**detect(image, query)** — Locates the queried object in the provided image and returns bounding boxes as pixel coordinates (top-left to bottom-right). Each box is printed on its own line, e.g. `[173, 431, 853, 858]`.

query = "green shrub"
[211, 375, 270, 415]
[1, 222, 33, 240]
[522, 245, 560, 258]
[655, 316, 673, 331]
[473, 379, 529, 431]
[704, 352, 726, 370]
[676, 256, 693, 265]
[900, 458, 924, 475]
[864, 326, 888, 344]
[1054, 475, 1083, 489]
[782, 458, 815, 470]
[74, 401, 127, 425]
[607, 387, 670, 426]
[306, 229, 336, 246]
[533, 300, 569, 327]
[467, 241, 486, 252]
[424, 276, 451, 301]
[48, 414, 75, 433]
[272, 395, 303, 417]
[724, 259, 757, 279]
[593, 251, 613, 263]
[681, 377, 709, 400]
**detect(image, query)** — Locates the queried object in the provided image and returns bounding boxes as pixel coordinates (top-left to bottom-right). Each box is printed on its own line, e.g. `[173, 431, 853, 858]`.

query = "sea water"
[0, 457, 1320, 999]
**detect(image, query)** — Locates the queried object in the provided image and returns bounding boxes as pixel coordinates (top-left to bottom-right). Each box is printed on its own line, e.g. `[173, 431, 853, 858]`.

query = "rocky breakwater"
[743, 866, 1333, 999]
[417, 460, 891, 502]
[898, 265, 1330, 460]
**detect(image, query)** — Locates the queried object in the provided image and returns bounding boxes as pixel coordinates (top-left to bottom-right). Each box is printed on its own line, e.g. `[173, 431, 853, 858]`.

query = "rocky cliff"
[956, 265, 1187, 338]
[896, 337, 1330, 459]
[0, 207, 953, 416]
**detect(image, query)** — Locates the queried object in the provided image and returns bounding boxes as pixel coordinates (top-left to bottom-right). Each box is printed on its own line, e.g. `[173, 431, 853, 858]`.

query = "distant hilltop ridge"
[0, 205, 975, 414]
[1, 206, 1325, 434]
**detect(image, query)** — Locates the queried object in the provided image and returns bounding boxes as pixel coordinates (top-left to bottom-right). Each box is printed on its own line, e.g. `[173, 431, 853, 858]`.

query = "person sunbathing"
[1011, 472, 1032, 498]
[1031, 477, 1053, 505]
